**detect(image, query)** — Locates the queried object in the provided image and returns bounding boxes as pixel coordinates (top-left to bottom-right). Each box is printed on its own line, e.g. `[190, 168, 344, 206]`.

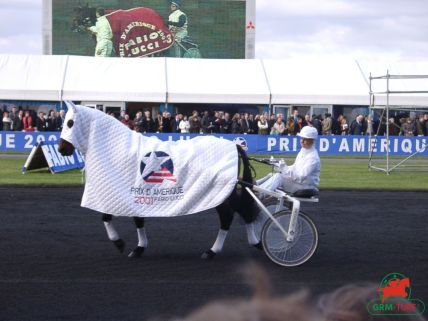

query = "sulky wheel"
[253, 197, 282, 239]
[261, 210, 318, 267]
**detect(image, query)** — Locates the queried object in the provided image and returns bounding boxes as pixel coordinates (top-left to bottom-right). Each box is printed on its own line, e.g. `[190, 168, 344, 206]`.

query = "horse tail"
[236, 145, 257, 222]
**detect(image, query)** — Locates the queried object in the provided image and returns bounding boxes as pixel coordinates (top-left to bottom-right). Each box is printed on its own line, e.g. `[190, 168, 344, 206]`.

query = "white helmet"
[298, 126, 318, 139]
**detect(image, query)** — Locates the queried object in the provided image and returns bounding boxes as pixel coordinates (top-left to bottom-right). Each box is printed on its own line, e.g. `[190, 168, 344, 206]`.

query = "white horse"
[58, 102, 262, 259]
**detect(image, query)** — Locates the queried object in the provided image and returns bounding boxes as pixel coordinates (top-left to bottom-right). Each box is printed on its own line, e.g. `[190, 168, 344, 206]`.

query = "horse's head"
[58, 101, 78, 156]
[71, 5, 97, 33]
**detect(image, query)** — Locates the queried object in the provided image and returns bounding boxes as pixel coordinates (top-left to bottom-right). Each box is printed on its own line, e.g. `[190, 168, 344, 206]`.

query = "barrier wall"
[0, 131, 427, 155]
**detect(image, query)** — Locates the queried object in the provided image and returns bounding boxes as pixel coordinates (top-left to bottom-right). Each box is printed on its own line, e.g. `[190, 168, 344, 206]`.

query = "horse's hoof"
[253, 242, 263, 251]
[128, 246, 145, 258]
[113, 239, 125, 253]
[201, 249, 216, 260]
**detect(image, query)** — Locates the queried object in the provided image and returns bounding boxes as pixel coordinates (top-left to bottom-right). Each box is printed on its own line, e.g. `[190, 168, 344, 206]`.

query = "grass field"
[1, 156, 427, 190]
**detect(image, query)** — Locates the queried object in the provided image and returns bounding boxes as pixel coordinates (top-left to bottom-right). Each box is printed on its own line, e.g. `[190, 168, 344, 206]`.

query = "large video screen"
[51, 0, 247, 59]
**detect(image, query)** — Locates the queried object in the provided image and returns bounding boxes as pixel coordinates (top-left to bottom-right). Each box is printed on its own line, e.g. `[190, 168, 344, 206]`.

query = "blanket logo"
[366, 272, 425, 316]
[140, 151, 177, 183]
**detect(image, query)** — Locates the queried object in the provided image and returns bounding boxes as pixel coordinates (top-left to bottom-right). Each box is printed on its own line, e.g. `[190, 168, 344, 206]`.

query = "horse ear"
[64, 101, 77, 113]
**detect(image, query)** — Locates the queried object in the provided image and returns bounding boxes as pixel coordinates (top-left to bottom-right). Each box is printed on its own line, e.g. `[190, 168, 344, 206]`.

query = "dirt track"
[0, 187, 427, 321]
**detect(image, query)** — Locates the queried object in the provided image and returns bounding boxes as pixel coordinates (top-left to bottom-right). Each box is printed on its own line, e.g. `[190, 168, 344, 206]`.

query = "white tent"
[166, 58, 270, 104]
[62, 56, 166, 102]
[0, 54, 427, 107]
[263, 57, 370, 105]
[0, 54, 67, 101]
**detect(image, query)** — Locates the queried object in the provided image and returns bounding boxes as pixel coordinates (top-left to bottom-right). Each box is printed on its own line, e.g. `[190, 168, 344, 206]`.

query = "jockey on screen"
[168, 0, 188, 57]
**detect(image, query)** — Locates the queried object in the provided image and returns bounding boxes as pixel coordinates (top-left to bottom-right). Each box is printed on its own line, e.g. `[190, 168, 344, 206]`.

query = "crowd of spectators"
[2, 106, 428, 137]
[116, 109, 428, 137]
[1, 106, 65, 132]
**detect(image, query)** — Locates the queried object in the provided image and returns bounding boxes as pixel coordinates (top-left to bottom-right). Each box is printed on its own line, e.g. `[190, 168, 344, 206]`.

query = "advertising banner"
[52, 0, 247, 59]
[1, 131, 427, 156]
[22, 141, 85, 174]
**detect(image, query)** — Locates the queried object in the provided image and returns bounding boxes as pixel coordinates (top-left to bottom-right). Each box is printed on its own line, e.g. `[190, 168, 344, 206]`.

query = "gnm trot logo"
[367, 272, 425, 316]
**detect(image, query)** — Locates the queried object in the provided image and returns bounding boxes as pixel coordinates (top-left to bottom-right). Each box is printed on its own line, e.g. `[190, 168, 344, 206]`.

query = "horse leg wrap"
[103, 221, 120, 241]
[136, 227, 148, 248]
[245, 223, 260, 246]
[210, 229, 228, 253]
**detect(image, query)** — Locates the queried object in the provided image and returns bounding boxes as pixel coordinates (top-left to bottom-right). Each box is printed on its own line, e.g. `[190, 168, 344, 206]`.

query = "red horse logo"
[378, 277, 410, 303]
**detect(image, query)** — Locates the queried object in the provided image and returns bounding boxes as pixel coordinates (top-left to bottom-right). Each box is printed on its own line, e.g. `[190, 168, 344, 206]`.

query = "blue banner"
[1, 131, 427, 156]
[22, 140, 85, 173]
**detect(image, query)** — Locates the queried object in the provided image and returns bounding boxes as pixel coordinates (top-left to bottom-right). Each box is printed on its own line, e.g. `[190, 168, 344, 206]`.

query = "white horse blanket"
[61, 104, 238, 217]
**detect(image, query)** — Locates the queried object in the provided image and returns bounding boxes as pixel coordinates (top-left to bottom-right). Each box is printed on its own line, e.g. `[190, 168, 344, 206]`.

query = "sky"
[0, 0, 427, 70]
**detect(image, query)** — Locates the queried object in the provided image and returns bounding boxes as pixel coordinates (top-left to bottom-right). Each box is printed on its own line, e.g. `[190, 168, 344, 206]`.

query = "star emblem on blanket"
[140, 151, 177, 183]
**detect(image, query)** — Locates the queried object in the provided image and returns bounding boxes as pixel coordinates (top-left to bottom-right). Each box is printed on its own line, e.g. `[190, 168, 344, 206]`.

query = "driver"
[259, 126, 320, 194]
[168, 1, 188, 57]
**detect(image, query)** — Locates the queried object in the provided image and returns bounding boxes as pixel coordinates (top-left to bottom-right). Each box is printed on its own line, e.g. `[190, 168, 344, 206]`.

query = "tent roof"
[62, 56, 166, 102]
[263, 58, 370, 105]
[166, 58, 271, 104]
[0, 55, 67, 101]
[0, 54, 427, 107]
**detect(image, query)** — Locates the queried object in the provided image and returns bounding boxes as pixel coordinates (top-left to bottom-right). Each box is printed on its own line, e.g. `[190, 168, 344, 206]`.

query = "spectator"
[201, 111, 213, 134]
[240, 112, 252, 134]
[312, 114, 322, 135]
[415, 114, 426, 136]
[322, 113, 333, 135]
[23, 110, 34, 132]
[142, 110, 156, 133]
[35, 112, 47, 132]
[190, 115, 201, 133]
[257, 114, 269, 135]
[213, 111, 222, 133]
[388, 117, 400, 136]
[270, 116, 285, 135]
[365, 114, 375, 136]
[285, 116, 295, 135]
[171, 113, 183, 133]
[267, 114, 276, 133]
[424, 114, 428, 135]
[121, 114, 134, 130]
[292, 109, 299, 126]
[295, 116, 303, 134]
[173, 264, 314, 321]
[119, 110, 126, 121]
[162, 112, 172, 133]
[221, 112, 232, 133]
[302, 114, 312, 128]
[340, 116, 349, 135]
[349, 115, 366, 135]
[14, 110, 24, 131]
[250, 114, 259, 134]
[56, 110, 66, 131]
[401, 117, 415, 136]
[231, 113, 242, 134]
[9, 106, 19, 131]
[179, 115, 190, 133]
[155, 113, 163, 133]
[46, 110, 57, 131]
[331, 114, 341, 135]
[2, 111, 12, 131]
[134, 111, 144, 133]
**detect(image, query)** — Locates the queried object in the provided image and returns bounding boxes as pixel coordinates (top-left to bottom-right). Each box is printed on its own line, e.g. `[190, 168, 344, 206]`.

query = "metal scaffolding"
[368, 71, 428, 174]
